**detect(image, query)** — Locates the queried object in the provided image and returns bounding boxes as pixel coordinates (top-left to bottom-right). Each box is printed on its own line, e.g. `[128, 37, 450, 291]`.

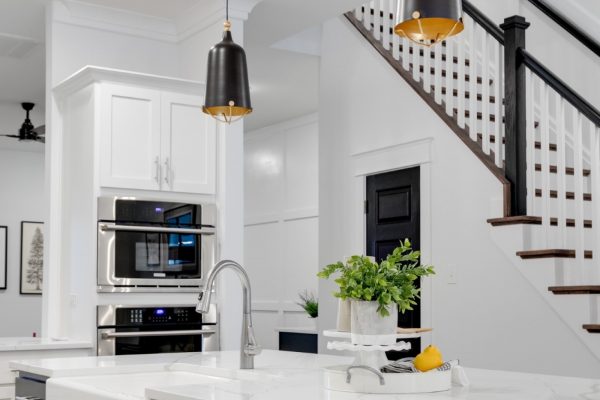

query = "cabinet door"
[100, 84, 162, 190]
[161, 92, 216, 194]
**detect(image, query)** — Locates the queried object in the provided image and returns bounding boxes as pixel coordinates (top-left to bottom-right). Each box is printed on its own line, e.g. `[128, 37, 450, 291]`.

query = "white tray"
[322, 365, 452, 394]
[323, 329, 423, 340]
[327, 341, 411, 352]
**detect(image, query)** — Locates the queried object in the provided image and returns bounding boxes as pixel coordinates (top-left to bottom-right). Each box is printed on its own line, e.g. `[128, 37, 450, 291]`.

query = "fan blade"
[32, 125, 45, 135]
[0, 134, 20, 138]
[35, 137, 45, 144]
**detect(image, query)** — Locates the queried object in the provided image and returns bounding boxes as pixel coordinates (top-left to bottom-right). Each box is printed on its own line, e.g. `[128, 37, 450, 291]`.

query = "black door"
[366, 167, 420, 359]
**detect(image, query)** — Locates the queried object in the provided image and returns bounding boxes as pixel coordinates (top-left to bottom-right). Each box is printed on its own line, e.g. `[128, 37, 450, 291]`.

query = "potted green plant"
[297, 290, 318, 318]
[317, 239, 434, 345]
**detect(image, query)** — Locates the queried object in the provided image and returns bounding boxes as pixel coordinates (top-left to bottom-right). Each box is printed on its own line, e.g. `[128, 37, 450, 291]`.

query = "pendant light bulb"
[202, 0, 252, 124]
[394, 0, 464, 47]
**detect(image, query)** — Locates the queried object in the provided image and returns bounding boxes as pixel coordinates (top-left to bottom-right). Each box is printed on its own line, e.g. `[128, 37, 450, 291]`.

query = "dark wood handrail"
[519, 48, 600, 126]
[526, 0, 600, 58]
[462, 1, 504, 45]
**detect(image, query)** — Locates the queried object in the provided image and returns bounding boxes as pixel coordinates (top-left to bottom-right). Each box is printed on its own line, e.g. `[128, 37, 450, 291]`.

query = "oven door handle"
[99, 224, 215, 235]
[101, 328, 216, 339]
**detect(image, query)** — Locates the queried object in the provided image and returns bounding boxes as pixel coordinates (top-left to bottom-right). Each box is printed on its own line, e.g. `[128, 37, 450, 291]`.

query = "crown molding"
[53, 65, 206, 100]
[53, 0, 263, 44]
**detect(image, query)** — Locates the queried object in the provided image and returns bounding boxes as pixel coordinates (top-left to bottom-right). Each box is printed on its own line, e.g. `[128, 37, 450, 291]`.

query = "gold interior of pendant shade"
[394, 17, 464, 46]
[202, 105, 253, 124]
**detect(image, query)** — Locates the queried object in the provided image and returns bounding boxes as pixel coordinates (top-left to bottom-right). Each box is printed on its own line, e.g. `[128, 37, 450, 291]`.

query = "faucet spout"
[196, 260, 261, 369]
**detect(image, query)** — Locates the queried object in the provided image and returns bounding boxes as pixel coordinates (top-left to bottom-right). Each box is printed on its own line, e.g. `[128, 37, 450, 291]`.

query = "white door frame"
[351, 137, 434, 345]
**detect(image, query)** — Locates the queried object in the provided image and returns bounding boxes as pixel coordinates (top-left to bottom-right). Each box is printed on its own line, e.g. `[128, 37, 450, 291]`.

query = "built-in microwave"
[97, 197, 216, 292]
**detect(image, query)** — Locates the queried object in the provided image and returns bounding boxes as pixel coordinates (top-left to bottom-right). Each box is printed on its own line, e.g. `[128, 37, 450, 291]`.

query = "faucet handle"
[244, 325, 262, 356]
[244, 343, 262, 356]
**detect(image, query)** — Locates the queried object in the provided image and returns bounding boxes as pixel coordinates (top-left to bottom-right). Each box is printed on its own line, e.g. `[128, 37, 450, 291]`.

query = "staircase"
[345, 1, 600, 355]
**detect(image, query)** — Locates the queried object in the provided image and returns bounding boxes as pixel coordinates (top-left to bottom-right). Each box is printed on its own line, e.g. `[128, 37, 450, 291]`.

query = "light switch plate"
[448, 265, 458, 284]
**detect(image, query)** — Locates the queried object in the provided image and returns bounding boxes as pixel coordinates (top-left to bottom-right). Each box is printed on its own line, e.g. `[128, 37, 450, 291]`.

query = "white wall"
[244, 114, 318, 349]
[0, 102, 45, 335]
[317, 16, 600, 378]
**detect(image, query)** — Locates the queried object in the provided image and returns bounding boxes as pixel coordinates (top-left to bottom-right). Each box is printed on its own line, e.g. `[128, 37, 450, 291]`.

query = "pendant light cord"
[226, 0, 229, 21]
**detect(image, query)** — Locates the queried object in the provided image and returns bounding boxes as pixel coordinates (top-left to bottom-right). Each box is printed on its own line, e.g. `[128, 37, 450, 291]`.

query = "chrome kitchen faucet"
[196, 260, 261, 369]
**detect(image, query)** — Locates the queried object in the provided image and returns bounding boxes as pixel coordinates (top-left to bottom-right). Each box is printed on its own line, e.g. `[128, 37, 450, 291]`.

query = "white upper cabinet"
[100, 84, 162, 191]
[89, 77, 216, 195]
[161, 93, 216, 194]
[55, 67, 217, 195]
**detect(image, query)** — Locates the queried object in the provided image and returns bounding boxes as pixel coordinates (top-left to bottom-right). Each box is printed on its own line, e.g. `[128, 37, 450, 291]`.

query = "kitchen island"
[10, 350, 600, 399]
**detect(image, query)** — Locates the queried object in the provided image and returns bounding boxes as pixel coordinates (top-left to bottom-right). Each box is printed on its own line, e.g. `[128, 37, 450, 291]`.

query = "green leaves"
[316, 240, 435, 317]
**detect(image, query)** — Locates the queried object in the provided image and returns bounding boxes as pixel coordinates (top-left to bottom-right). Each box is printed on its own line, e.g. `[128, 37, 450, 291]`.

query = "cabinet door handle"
[154, 156, 160, 183]
[164, 157, 171, 186]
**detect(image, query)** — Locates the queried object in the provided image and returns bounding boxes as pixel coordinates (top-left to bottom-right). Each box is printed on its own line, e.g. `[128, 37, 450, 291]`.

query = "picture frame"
[20, 221, 44, 295]
[0, 226, 6, 290]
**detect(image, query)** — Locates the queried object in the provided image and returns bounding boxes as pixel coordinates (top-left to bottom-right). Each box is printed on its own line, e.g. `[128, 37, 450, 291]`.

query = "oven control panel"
[115, 306, 202, 325]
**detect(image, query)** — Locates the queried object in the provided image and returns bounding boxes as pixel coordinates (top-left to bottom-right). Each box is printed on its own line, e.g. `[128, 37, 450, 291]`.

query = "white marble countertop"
[0, 337, 92, 352]
[9, 352, 192, 377]
[12, 350, 600, 400]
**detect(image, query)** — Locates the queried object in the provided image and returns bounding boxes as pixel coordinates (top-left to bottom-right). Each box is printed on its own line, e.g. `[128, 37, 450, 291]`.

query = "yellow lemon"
[413, 345, 443, 372]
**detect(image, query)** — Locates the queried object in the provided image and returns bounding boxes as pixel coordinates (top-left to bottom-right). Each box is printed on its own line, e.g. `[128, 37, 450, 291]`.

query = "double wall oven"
[97, 197, 216, 291]
[97, 304, 219, 356]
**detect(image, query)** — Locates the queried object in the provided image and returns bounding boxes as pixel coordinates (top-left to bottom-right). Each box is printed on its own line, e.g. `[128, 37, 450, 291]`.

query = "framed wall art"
[20, 221, 44, 295]
[0, 226, 6, 290]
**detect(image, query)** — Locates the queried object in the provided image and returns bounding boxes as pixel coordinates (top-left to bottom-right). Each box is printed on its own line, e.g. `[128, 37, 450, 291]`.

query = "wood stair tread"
[534, 189, 592, 201]
[487, 216, 543, 226]
[549, 286, 600, 294]
[583, 324, 600, 333]
[517, 249, 593, 259]
[488, 216, 592, 228]
[535, 164, 591, 176]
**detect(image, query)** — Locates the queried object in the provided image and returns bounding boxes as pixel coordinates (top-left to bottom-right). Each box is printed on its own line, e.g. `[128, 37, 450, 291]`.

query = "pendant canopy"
[202, 21, 252, 124]
[394, 0, 464, 46]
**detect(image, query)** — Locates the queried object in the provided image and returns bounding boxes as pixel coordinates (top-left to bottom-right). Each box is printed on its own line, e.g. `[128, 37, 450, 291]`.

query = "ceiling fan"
[0, 102, 45, 144]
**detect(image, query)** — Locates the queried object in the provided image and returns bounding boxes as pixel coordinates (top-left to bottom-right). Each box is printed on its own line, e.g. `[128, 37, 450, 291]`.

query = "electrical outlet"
[448, 265, 458, 284]
[70, 294, 77, 307]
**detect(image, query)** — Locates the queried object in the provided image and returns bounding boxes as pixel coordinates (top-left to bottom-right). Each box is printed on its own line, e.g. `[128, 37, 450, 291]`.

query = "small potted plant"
[297, 290, 318, 318]
[317, 239, 434, 345]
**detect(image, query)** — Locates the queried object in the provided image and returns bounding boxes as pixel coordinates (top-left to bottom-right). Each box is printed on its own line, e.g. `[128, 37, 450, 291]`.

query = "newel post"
[501, 16, 530, 216]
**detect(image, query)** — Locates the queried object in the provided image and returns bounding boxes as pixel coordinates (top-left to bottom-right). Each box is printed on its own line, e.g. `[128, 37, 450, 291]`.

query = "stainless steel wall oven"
[97, 197, 216, 292]
[97, 304, 219, 356]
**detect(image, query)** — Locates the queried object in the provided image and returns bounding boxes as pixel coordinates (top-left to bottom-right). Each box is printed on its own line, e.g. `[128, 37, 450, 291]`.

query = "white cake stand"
[322, 329, 452, 394]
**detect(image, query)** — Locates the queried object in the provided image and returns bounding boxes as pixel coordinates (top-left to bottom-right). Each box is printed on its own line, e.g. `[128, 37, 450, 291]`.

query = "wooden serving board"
[397, 327, 433, 334]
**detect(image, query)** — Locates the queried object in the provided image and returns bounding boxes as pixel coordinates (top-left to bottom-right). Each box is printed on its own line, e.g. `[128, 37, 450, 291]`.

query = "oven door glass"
[113, 205, 202, 279]
[114, 230, 201, 279]
[113, 325, 203, 355]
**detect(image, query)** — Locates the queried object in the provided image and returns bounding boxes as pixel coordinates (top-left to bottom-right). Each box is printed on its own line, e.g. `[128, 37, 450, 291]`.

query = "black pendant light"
[394, 0, 464, 46]
[202, 0, 252, 124]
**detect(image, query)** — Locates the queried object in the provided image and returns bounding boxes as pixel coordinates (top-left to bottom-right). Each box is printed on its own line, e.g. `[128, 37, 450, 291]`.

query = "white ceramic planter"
[350, 301, 398, 345]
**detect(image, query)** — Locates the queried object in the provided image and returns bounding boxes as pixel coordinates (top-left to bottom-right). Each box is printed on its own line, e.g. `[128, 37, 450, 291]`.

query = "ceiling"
[75, 0, 201, 20]
[0, 0, 46, 152]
